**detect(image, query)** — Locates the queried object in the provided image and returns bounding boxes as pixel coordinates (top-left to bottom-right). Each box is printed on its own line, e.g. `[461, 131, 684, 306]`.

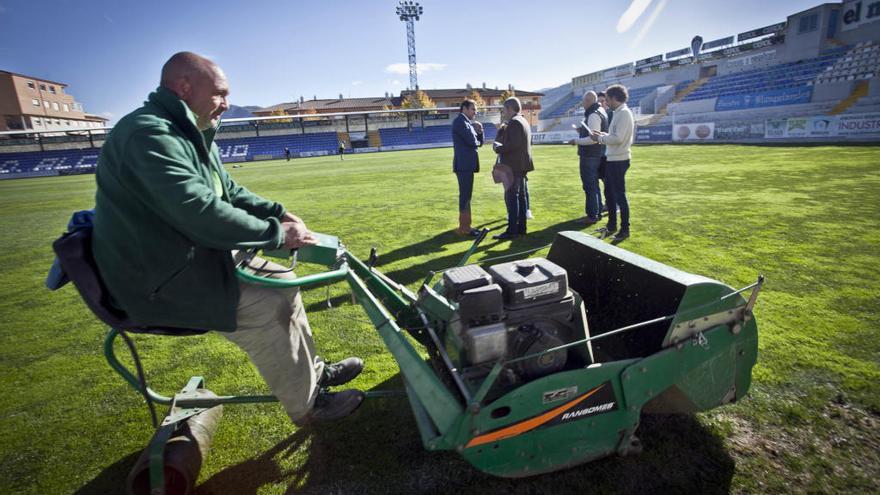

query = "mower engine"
[441, 258, 587, 387]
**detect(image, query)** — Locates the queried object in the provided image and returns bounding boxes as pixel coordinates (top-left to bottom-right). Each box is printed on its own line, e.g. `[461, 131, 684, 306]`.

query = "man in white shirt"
[569, 91, 608, 224]
[590, 84, 634, 241]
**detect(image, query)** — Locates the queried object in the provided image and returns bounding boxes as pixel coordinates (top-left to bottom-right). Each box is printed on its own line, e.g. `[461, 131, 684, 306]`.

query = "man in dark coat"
[493, 97, 533, 240]
[451, 99, 483, 236]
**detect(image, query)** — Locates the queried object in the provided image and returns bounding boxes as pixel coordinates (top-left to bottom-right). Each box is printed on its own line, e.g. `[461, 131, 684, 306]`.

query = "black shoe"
[320, 357, 364, 387]
[583, 216, 599, 225]
[296, 389, 365, 425]
[603, 224, 618, 234]
[613, 230, 630, 241]
[493, 231, 518, 240]
[469, 228, 481, 237]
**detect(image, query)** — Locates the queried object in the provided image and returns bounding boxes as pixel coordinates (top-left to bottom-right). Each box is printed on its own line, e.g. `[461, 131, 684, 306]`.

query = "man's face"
[583, 95, 596, 110]
[607, 96, 623, 110]
[185, 67, 230, 130]
[502, 105, 515, 121]
[598, 96, 607, 109]
[463, 104, 476, 120]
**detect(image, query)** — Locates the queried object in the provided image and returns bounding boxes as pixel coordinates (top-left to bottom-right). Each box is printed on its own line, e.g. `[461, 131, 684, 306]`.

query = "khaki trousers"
[223, 256, 323, 422]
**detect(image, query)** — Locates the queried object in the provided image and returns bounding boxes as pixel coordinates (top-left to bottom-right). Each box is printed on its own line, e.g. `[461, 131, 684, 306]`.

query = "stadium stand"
[0, 148, 99, 178]
[215, 132, 339, 161]
[532, 2, 879, 145]
[378, 123, 497, 148]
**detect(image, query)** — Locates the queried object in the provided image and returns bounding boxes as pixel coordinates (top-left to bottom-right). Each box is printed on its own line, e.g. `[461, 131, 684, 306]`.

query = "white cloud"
[392, 80, 401, 86]
[630, 0, 667, 48]
[616, 0, 653, 33]
[351, 80, 363, 86]
[385, 62, 447, 75]
[101, 111, 114, 119]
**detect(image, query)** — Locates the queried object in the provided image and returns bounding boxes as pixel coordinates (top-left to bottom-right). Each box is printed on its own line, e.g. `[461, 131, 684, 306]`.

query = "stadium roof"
[402, 88, 544, 98]
[257, 96, 402, 114]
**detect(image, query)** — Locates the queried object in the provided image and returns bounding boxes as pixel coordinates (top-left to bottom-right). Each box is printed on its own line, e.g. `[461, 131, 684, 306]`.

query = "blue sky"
[1, 0, 822, 123]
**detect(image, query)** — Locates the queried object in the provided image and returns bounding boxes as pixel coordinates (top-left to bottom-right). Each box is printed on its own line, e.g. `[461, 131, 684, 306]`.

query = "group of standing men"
[451, 85, 633, 242]
[569, 85, 634, 241]
[452, 97, 533, 240]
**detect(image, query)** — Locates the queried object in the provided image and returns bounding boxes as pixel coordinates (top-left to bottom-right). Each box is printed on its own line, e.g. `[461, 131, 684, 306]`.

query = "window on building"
[798, 13, 818, 34]
[52, 102, 59, 111]
[49, 86, 56, 94]
[44, 101, 50, 109]
[27, 81, 35, 90]
[33, 118, 42, 126]
[40, 83, 47, 91]
[32, 98, 40, 106]
[63, 103, 69, 112]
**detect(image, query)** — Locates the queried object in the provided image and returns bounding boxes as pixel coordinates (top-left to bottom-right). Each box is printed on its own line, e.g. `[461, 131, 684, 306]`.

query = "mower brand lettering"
[519, 282, 559, 299]
[561, 402, 615, 420]
[542, 386, 577, 404]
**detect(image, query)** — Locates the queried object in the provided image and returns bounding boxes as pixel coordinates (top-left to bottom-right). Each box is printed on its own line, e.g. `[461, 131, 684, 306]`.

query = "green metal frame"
[104, 231, 763, 486]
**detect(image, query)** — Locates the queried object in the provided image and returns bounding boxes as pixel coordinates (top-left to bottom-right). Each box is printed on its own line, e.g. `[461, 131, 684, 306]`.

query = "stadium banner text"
[737, 22, 786, 42]
[714, 121, 765, 139]
[532, 131, 578, 144]
[635, 125, 672, 142]
[673, 123, 715, 141]
[665, 47, 691, 59]
[635, 54, 663, 68]
[841, 0, 880, 31]
[715, 86, 812, 111]
[702, 36, 735, 51]
[573, 70, 604, 87]
[765, 113, 880, 138]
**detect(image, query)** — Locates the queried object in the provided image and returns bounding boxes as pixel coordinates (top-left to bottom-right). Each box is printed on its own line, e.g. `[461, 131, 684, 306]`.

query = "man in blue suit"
[452, 99, 483, 236]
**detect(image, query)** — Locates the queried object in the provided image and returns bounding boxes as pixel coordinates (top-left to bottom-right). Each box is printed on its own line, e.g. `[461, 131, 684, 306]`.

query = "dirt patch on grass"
[720, 399, 880, 493]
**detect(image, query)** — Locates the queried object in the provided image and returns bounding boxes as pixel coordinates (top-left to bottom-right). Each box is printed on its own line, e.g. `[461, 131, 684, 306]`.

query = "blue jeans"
[456, 172, 474, 212]
[504, 174, 528, 234]
[579, 155, 602, 218]
[604, 160, 630, 230]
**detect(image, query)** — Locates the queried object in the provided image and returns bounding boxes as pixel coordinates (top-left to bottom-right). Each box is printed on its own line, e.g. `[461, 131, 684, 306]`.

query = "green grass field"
[1, 144, 878, 494]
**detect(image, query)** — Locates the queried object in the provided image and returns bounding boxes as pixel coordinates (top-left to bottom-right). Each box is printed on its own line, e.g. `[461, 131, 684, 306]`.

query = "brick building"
[0, 70, 107, 132]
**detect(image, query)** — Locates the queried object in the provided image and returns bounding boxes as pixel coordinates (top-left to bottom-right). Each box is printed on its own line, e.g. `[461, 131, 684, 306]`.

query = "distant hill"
[223, 105, 261, 119]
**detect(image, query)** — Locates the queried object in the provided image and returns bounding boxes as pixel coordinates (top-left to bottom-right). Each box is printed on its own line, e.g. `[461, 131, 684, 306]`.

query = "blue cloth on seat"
[46, 209, 94, 290]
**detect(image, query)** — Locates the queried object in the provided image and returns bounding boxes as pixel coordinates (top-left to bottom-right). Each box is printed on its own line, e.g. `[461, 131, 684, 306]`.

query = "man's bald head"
[582, 91, 597, 107]
[160, 52, 221, 88]
[160, 52, 229, 130]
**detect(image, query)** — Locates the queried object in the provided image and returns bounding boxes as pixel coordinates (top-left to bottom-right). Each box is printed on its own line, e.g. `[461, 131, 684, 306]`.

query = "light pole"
[395, 1, 423, 91]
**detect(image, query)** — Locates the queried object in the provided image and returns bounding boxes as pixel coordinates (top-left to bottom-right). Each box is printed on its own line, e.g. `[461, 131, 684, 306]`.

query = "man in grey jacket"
[569, 91, 608, 224]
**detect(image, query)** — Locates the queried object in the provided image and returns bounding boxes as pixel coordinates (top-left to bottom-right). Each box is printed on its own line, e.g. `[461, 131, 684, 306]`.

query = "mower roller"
[53, 228, 762, 493]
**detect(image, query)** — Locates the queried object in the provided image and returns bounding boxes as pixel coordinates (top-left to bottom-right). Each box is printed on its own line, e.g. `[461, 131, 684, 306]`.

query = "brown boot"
[456, 211, 481, 237]
[456, 211, 472, 235]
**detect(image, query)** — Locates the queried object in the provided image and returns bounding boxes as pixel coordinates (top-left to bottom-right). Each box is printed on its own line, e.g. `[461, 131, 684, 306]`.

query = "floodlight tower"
[396, 0, 423, 90]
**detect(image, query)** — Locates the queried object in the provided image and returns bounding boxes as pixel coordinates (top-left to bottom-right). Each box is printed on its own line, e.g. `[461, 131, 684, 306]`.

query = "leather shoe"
[295, 389, 365, 425]
[320, 357, 364, 387]
[492, 231, 518, 240]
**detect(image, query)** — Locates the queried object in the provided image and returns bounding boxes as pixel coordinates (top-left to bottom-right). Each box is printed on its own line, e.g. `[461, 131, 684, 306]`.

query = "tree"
[401, 90, 436, 110]
[468, 90, 485, 109]
[499, 87, 516, 104]
[270, 108, 292, 123]
[301, 107, 321, 122]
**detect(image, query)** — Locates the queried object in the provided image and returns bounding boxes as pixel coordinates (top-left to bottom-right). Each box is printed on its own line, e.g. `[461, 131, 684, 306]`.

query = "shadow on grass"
[377, 217, 590, 288]
[198, 374, 735, 495]
[74, 450, 142, 495]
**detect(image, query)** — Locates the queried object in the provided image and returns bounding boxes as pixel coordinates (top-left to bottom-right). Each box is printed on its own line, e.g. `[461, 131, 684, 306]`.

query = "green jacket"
[93, 87, 287, 332]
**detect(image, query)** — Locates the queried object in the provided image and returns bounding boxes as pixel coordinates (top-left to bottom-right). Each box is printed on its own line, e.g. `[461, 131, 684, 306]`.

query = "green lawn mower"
[52, 228, 762, 494]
